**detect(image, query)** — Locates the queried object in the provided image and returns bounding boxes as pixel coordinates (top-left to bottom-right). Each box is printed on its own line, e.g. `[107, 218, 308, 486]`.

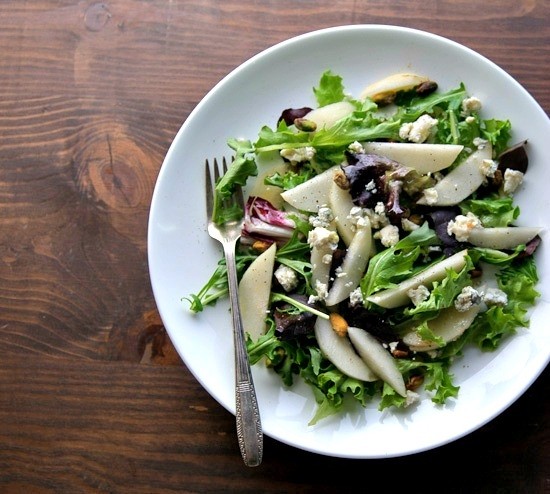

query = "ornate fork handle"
[223, 241, 263, 467]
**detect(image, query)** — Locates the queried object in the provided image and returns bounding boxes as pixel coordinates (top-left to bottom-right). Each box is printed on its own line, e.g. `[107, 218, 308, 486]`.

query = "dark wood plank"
[0, 355, 547, 492]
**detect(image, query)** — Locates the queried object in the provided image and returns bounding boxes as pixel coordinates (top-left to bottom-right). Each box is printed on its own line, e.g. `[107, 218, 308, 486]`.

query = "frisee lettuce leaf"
[313, 70, 346, 107]
[404, 256, 475, 317]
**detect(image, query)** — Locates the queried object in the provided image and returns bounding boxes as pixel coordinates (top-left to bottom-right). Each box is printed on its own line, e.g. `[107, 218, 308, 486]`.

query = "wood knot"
[84, 3, 112, 32]
[73, 126, 151, 211]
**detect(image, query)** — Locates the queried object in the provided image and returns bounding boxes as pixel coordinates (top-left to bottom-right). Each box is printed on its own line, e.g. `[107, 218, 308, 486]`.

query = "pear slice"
[362, 142, 463, 174]
[366, 249, 469, 309]
[328, 180, 356, 246]
[247, 155, 288, 209]
[360, 73, 430, 102]
[304, 101, 355, 130]
[417, 143, 492, 206]
[347, 327, 407, 397]
[280, 165, 338, 212]
[468, 226, 542, 250]
[325, 219, 373, 307]
[238, 243, 277, 340]
[314, 318, 377, 382]
[402, 305, 481, 352]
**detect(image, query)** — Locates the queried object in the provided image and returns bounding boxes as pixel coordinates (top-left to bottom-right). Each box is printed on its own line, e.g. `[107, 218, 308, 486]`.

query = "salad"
[187, 71, 541, 425]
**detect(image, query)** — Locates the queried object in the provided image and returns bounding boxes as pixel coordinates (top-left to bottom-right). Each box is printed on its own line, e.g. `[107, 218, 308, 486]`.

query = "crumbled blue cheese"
[374, 224, 400, 247]
[462, 96, 482, 114]
[407, 285, 430, 306]
[368, 202, 390, 229]
[399, 114, 438, 143]
[421, 187, 439, 205]
[405, 390, 420, 407]
[473, 137, 489, 150]
[481, 287, 508, 307]
[349, 287, 364, 307]
[309, 280, 329, 303]
[307, 226, 339, 250]
[480, 158, 498, 179]
[274, 265, 298, 292]
[309, 205, 334, 228]
[454, 286, 482, 312]
[348, 141, 365, 154]
[334, 266, 346, 278]
[447, 212, 481, 242]
[280, 146, 316, 164]
[349, 203, 389, 230]
[365, 179, 377, 193]
[503, 168, 524, 195]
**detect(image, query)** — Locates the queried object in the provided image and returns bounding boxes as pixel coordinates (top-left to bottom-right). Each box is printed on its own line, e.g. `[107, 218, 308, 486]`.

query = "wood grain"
[0, 0, 548, 492]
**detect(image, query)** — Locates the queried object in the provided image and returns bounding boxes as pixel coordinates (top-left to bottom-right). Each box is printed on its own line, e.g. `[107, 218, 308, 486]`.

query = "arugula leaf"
[470, 245, 524, 265]
[394, 83, 468, 123]
[184, 253, 257, 312]
[213, 139, 257, 224]
[361, 222, 439, 298]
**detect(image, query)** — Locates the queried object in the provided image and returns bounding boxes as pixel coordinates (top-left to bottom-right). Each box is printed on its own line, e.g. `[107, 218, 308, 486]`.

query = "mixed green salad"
[187, 70, 541, 425]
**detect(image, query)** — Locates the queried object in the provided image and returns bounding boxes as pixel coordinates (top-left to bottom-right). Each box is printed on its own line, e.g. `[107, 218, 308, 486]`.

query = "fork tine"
[222, 156, 245, 211]
[213, 157, 221, 182]
[205, 159, 214, 218]
[235, 183, 245, 211]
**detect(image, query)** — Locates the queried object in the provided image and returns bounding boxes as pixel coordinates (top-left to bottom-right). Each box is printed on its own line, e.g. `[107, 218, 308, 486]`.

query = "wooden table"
[1, 1, 548, 492]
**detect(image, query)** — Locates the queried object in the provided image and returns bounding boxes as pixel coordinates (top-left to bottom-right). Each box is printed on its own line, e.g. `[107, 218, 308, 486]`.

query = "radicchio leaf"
[241, 196, 296, 245]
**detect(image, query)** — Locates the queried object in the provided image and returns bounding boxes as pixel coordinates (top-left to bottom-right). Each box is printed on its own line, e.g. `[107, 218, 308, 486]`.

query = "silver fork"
[205, 157, 263, 467]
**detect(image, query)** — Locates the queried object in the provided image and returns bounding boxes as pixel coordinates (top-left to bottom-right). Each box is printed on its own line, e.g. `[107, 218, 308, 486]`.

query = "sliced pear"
[402, 305, 481, 352]
[238, 243, 277, 340]
[304, 101, 355, 130]
[360, 73, 430, 102]
[280, 165, 338, 212]
[328, 180, 356, 246]
[362, 142, 463, 174]
[417, 143, 492, 206]
[347, 327, 407, 396]
[366, 249, 469, 309]
[247, 155, 288, 209]
[468, 226, 542, 250]
[325, 219, 373, 307]
[314, 318, 377, 382]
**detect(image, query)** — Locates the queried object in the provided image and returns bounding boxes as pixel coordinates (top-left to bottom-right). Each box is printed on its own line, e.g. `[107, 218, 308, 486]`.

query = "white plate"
[148, 25, 550, 458]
